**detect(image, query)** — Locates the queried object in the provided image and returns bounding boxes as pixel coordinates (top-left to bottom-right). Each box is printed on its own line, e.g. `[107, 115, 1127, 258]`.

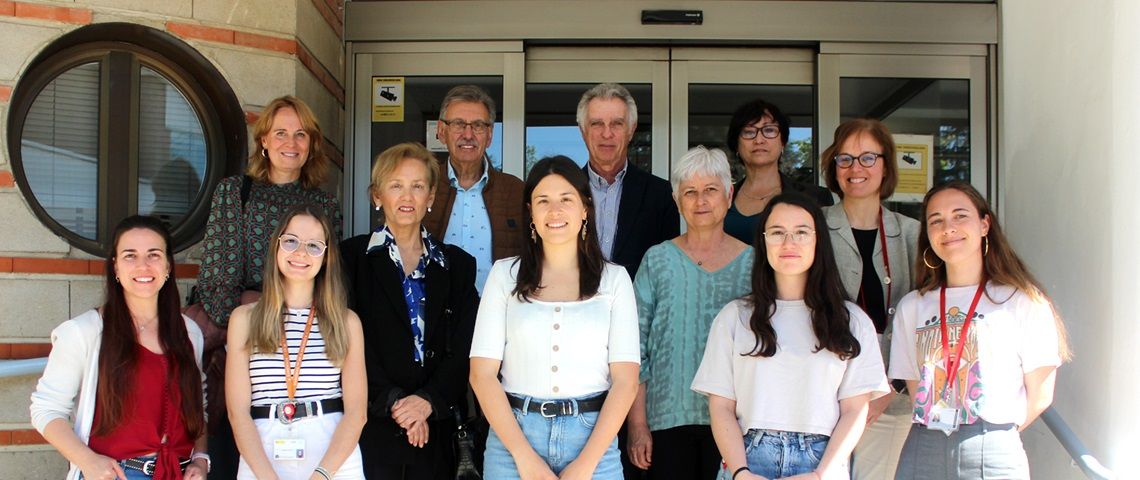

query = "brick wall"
[0, 0, 345, 469]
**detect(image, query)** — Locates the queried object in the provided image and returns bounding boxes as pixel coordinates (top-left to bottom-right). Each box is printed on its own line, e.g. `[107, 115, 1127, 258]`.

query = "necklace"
[134, 316, 158, 333]
[739, 182, 781, 202]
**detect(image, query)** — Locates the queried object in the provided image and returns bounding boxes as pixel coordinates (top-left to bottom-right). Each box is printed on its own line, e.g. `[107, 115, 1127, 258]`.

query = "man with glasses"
[578, 82, 679, 279]
[424, 85, 525, 293]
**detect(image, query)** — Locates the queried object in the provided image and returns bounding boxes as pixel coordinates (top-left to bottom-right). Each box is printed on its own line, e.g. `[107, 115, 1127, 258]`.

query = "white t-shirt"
[470, 258, 641, 399]
[691, 299, 888, 436]
[888, 282, 1062, 427]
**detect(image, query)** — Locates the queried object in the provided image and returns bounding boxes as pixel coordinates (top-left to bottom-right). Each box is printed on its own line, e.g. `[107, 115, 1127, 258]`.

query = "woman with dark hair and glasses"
[819, 119, 920, 480]
[226, 204, 366, 480]
[889, 182, 1070, 479]
[470, 156, 640, 480]
[31, 216, 208, 480]
[692, 193, 887, 480]
[722, 99, 833, 244]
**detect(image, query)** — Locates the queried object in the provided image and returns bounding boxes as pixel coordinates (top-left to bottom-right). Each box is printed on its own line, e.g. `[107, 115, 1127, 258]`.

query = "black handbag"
[452, 407, 482, 480]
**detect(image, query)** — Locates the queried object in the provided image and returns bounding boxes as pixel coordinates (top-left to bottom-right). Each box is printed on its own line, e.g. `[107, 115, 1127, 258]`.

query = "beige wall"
[0, 0, 344, 472]
[1001, 0, 1140, 477]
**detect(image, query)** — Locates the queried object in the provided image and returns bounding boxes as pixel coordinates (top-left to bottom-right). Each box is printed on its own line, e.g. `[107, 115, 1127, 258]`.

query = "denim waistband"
[744, 428, 830, 449]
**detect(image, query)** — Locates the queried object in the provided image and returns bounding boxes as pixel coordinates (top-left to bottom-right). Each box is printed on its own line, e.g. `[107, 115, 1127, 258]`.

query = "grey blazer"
[825, 204, 919, 412]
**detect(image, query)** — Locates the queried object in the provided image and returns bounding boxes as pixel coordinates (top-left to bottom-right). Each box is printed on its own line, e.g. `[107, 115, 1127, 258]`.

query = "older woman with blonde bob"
[820, 119, 919, 480]
[626, 146, 753, 479]
[340, 142, 479, 479]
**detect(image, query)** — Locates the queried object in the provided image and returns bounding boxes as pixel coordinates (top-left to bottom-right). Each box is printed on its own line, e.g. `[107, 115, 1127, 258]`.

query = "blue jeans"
[717, 429, 830, 480]
[484, 394, 622, 479]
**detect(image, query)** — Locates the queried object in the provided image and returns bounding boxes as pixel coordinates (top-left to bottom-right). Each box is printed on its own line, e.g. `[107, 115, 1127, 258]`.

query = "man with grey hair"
[578, 82, 679, 279]
[424, 84, 525, 293]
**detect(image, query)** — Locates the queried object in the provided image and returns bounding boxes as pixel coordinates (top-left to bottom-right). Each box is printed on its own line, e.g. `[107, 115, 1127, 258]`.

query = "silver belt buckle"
[277, 400, 300, 424]
[539, 401, 558, 418]
[142, 460, 156, 476]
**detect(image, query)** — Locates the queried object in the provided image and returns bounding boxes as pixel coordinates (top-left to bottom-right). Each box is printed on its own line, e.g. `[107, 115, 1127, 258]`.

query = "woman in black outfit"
[340, 142, 479, 479]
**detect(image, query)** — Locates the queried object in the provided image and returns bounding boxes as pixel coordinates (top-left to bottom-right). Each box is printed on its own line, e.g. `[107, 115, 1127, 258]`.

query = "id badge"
[273, 438, 306, 460]
[927, 402, 960, 435]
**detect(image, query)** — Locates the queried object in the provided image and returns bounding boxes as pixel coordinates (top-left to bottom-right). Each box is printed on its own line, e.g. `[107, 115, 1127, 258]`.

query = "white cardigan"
[29, 309, 205, 480]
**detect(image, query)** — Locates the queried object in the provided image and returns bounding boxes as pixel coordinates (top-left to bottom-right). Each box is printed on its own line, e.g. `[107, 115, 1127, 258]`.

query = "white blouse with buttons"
[470, 258, 641, 399]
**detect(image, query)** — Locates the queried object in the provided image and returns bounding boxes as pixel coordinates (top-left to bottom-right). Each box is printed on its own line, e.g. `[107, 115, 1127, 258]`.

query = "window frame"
[6, 23, 246, 254]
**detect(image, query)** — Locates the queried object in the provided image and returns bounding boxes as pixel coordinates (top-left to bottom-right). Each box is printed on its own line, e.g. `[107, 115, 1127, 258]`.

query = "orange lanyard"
[282, 310, 316, 401]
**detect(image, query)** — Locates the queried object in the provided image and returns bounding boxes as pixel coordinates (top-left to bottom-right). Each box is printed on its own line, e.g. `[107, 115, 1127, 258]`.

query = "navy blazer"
[587, 162, 680, 278]
[340, 233, 478, 470]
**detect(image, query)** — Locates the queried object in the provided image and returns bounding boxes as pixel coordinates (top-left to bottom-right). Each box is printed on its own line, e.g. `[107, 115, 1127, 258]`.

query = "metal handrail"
[0, 357, 48, 378]
[1041, 406, 1116, 479]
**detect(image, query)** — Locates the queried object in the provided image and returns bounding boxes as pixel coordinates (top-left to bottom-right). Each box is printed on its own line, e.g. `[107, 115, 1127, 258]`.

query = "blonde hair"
[247, 205, 348, 366]
[246, 96, 328, 189]
[369, 142, 441, 199]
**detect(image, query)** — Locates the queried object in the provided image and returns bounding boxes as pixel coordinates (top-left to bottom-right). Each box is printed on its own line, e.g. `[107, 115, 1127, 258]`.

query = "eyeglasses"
[740, 125, 781, 140]
[834, 152, 883, 169]
[279, 234, 328, 257]
[762, 229, 816, 245]
[439, 118, 491, 134]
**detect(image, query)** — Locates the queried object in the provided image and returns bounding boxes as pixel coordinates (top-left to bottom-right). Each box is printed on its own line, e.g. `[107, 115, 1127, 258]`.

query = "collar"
[447, 156, 491, 189]
[587, 160, 628, 188]
[365, 224, 448, 269]
[825, 203, 902, 236]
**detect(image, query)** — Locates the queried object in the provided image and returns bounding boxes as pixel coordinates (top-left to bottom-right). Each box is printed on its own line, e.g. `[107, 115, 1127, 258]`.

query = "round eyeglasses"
[279, 233, 328, 257]
[762, 229, 816, 245]
[834, 152, 883, 169]
[740, 125, 781, 140]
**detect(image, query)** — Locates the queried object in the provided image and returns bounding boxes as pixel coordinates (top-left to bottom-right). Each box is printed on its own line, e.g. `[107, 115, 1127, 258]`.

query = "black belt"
[121, 457, 192, 476]
[251, 398, 344, 424]
[507, 393, 607, 418]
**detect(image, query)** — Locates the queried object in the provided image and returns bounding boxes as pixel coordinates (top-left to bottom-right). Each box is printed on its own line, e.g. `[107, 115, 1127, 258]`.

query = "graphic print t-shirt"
[888, 283, 1061, 426]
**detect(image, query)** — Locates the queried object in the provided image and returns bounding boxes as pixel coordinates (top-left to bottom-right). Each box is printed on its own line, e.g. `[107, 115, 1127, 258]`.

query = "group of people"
[29, 82, 1068, 480]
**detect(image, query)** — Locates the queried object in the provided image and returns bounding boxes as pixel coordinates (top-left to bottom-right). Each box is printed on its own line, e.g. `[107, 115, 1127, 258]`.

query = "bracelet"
[314, 466, 332, 480]
[190, 452, 211, 473]
[732, 466, 750, 480]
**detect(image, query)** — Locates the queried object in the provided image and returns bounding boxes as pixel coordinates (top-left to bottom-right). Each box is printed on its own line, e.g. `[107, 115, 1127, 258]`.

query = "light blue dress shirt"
[587, 162, 627, 260]
[443, 159, 494, 293]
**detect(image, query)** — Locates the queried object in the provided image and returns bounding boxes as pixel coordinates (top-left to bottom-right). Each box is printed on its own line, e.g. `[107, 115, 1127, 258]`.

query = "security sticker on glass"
[273, 438, 306, 460]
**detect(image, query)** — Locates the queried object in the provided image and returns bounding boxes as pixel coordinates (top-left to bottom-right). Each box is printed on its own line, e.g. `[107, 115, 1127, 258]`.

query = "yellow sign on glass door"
[371, 77, 404, 122]
[891, 133, 935, 203]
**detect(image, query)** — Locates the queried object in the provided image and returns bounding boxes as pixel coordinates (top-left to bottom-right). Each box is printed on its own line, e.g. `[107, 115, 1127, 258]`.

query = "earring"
[375, 205, 381, 212]
[262, 148, 268, 159]
[983, 235, 989, 257]
[581, 219, 588, 241]
[115, 276, 120, 283]
[428, 206, 432, 213]
[922, 248, 944, 269]
[530, 223, 537, 243]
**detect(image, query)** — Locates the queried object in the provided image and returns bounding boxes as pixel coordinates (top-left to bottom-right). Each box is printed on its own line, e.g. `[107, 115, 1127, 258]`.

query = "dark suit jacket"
[340, 233, 479, 469]
[588, 162, 680, 278]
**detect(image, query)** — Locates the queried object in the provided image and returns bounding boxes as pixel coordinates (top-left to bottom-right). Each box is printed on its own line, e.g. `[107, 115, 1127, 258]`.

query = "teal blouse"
[634, 240, 754, 431]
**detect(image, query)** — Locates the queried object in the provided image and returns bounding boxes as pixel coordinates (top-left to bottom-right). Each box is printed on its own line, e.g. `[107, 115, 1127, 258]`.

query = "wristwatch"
[190, 452, 212, 473]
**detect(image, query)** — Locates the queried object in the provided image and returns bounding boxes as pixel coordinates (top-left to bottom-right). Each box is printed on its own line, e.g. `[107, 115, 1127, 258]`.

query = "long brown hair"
[247, 205, 349, 366]
[745, 193, 861, 359]
[915, 181, 1072, 361]
[512, 156, 605, 301]
[246, 96, 328, 189]
[95, 216, 204, 438]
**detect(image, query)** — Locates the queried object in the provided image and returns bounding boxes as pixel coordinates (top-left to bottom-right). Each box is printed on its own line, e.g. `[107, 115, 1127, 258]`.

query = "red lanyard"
[282, 310, 316, 401]
[857, 207, 893, 321]
[939, 283, 985, 402]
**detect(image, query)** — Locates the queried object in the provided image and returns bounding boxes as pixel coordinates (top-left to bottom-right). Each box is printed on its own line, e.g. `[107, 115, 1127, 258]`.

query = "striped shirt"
[249, 308, 342, 405]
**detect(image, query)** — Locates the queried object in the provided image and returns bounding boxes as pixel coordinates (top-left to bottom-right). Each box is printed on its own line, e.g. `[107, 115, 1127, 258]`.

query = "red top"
[88, 344, 194, 479]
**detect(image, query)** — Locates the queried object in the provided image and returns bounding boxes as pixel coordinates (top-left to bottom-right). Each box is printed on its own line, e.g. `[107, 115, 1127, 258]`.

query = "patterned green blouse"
[196, 175, 341, 325]
[634, 240, 754, 431]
